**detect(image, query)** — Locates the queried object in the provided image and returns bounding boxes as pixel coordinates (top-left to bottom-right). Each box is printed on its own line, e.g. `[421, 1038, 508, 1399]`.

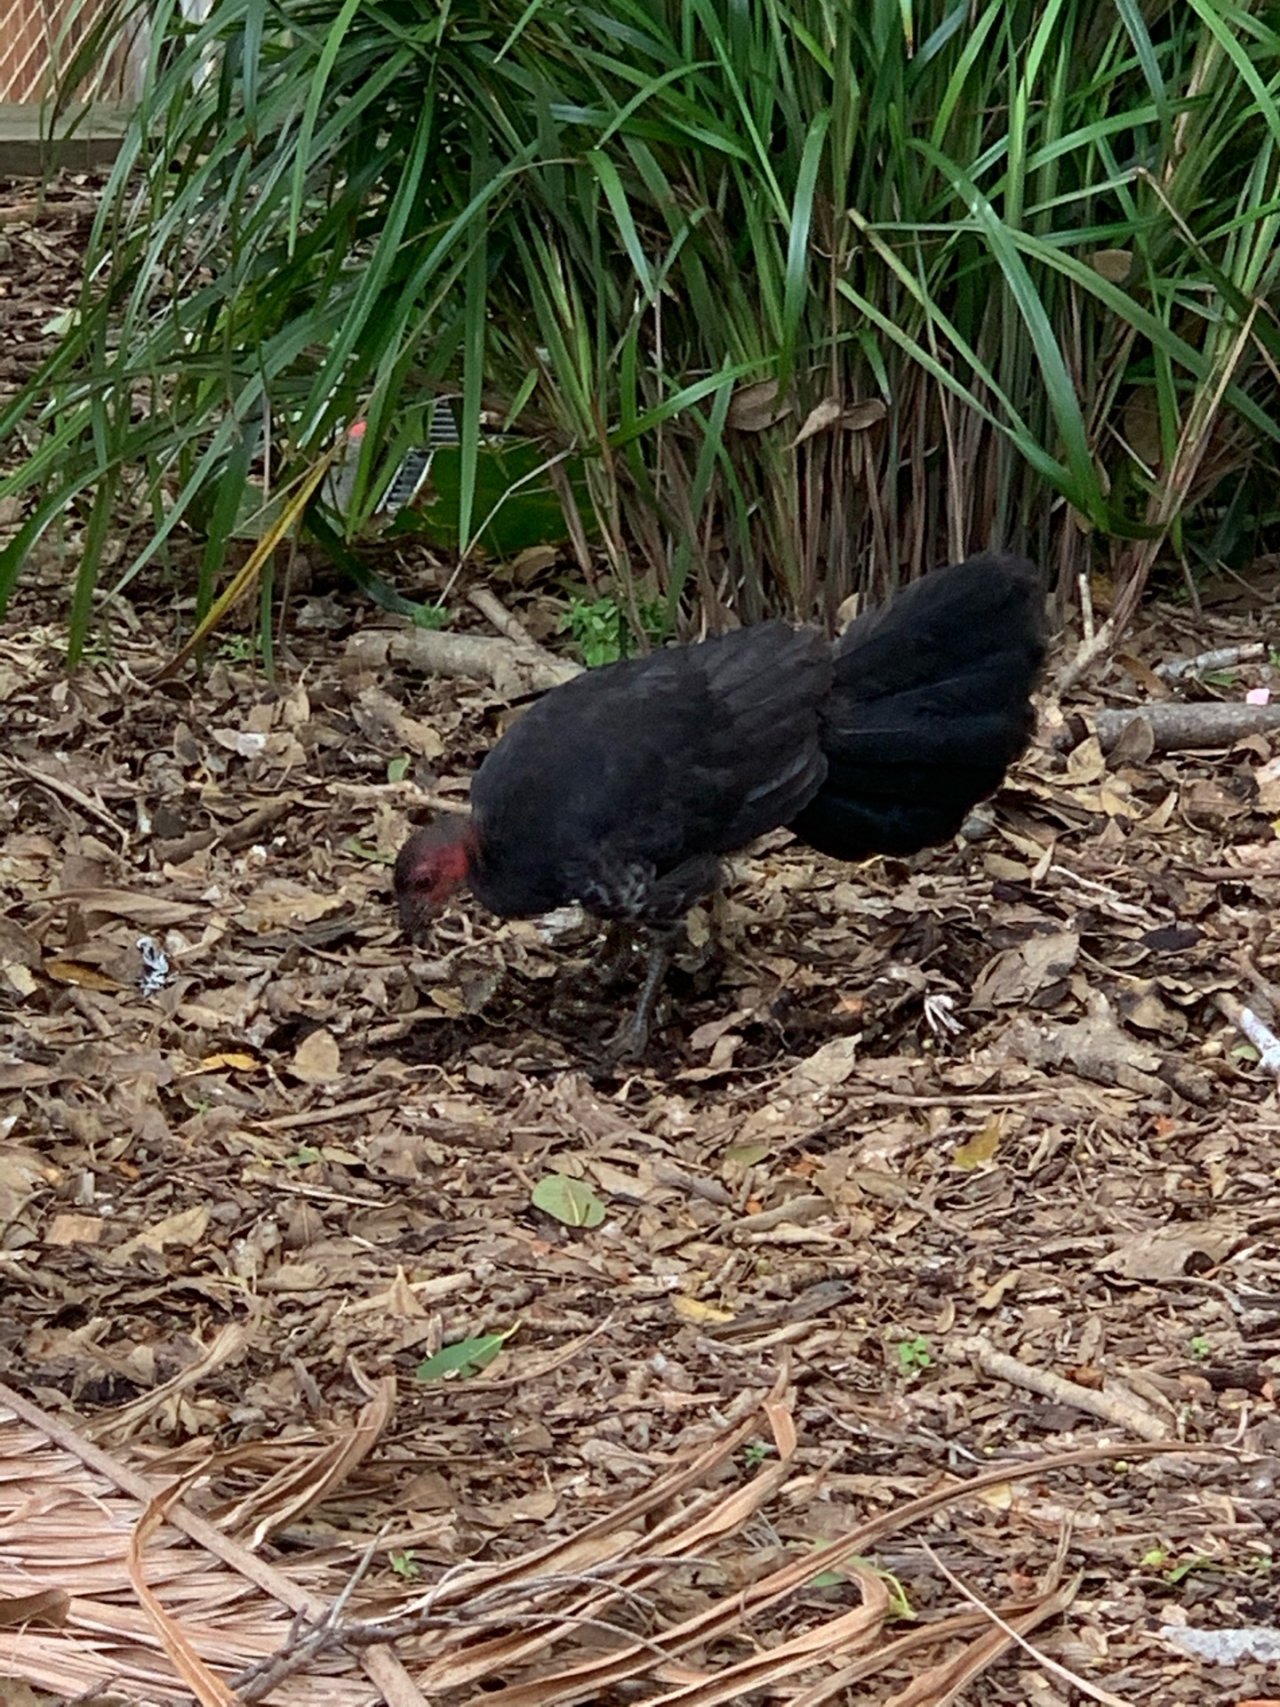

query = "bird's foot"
[598, 930, 674, 1066]
[602, 1012, 652, 1065]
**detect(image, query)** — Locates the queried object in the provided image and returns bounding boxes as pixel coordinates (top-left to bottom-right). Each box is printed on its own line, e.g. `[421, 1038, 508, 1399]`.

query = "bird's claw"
[602, 1015, 652, 1065]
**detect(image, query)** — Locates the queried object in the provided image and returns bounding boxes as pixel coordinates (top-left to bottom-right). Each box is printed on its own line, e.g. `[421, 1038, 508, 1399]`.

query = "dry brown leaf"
[952, 1116, 1002, 1170]
[0, 1588, 70, 1629]
[1183, 777, 1251, 824]
[1065, 736, 1107, 785]
[791, 396, 843, 446]
[244, 880, 348, 928]
[0, 918, 42, 970]
[1119, 986, 1186, 1040]
[1100, 1220, 1240, 1281]
[727, 378, 789, 431]
[1253, 753, 1280, 814]
[1089, 247, 1134, 281]
[45, 1212, 102, 1246]
[0, 1148, 55, 1225]
[673, 1296, 736, 1325]
[841, 398, 888, 430]
[58, 888, 204, 926]
[289, 1028, 342, 1082]
[188, 1050, 263, 1075]
[108, 1205, 210, 1264]
[972, 930, 1079, 1008]
[43, 957, 124, 990]
[785, 1035, 859, 1091]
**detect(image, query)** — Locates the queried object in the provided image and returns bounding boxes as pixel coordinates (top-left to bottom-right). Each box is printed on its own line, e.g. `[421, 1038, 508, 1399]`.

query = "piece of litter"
[536, 905, 587, 943]
[137, 936, 171, 997]
[1245, 687, 1271, 706]
[923, 992, 963, 1037]
[1160, 1624, 1280, 1664]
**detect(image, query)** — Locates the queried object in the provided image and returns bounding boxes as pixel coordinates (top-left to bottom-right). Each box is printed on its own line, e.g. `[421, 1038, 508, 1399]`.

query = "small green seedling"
[1140, 1545, 1213, 1583]
[895, 1335, 933, 1377]
[410, 601, 451, 631]
[807, 1555, 914, 1619]
[562, 594, 667, 666]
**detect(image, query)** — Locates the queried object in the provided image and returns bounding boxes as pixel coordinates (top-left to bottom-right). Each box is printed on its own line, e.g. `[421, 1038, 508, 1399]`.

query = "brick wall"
[0, 0, 142, 102]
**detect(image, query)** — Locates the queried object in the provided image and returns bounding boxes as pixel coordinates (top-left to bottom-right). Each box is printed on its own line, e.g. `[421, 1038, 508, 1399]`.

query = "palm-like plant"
[3, 0, 1278, 658]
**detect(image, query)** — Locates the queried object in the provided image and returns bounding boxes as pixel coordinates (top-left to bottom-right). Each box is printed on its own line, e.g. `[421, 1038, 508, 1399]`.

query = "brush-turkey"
[395, 552, 1045, 1057]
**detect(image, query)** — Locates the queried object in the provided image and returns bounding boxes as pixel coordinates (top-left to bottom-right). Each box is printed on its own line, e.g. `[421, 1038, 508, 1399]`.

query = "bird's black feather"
[789, 552, 1046, 860]
[468, 621, 831, 922]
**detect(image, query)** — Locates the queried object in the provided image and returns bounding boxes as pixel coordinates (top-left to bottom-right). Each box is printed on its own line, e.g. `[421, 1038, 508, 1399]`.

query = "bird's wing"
[677, 622, 831, 851]
[469, 623, 830, 914]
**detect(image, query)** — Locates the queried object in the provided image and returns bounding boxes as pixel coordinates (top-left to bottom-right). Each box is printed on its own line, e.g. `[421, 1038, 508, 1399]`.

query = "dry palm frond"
[0, 1375, 1226, 1706]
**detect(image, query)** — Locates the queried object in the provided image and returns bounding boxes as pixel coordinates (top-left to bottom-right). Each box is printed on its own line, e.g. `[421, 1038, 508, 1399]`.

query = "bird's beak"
[397, 885, 435, 943]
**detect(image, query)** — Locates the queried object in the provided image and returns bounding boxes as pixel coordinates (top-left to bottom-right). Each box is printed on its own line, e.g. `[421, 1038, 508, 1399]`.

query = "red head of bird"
[393, 816, 477, 938]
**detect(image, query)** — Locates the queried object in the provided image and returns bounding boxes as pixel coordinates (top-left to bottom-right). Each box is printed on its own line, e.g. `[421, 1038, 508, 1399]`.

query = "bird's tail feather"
[790, 552, 1046, 861]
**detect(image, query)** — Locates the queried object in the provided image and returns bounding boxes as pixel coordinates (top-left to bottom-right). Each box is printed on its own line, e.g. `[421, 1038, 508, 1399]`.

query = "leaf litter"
[1, 173, 1279, 1706]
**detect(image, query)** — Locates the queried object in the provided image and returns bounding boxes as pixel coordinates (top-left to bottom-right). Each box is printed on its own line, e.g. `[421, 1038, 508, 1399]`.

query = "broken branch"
[466, 586, 546, 654]
[1155, 641, 1267, 681]
[961, 1338, 1172, 1441]
[1052, 701, 1280, 754]
[345, 626, 579, 695]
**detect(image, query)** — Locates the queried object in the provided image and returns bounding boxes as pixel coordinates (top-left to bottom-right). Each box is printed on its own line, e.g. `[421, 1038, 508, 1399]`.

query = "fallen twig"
[1155, 640, 1267, 681]
[0, 198, 101, 224]
[233, 1563, 697, 1703]
[219, 793, 301, 853]
[467, 586, 547, 655]
[1055, 612, 1120, 697]
[346, 627, 578, 695]
[1076, 571, 1095, 645]
[961, 1338, 1171, 1441]
[1051, 701, 1280, 754]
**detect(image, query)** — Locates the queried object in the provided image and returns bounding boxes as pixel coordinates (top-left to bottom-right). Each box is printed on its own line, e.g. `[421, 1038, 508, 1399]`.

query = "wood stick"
[1155, 641, 1267, 681]
[1052, 701, 1280, 754]
[466, 586, 545, 653]
[345, 627, 579, 693]
[961, 1339, 1171, 1442]
[0, 198, 100, 224]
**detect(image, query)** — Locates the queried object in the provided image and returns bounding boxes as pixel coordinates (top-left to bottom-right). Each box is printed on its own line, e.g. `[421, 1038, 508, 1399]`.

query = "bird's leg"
[605, 927, 676, 1062]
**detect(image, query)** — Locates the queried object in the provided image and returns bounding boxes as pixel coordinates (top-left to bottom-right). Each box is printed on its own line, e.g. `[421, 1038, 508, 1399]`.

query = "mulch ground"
[0, 171, 1278, 1707]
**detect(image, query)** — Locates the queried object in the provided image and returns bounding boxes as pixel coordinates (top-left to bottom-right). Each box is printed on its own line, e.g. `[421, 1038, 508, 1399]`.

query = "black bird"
[395, 552, 1046, 1056]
